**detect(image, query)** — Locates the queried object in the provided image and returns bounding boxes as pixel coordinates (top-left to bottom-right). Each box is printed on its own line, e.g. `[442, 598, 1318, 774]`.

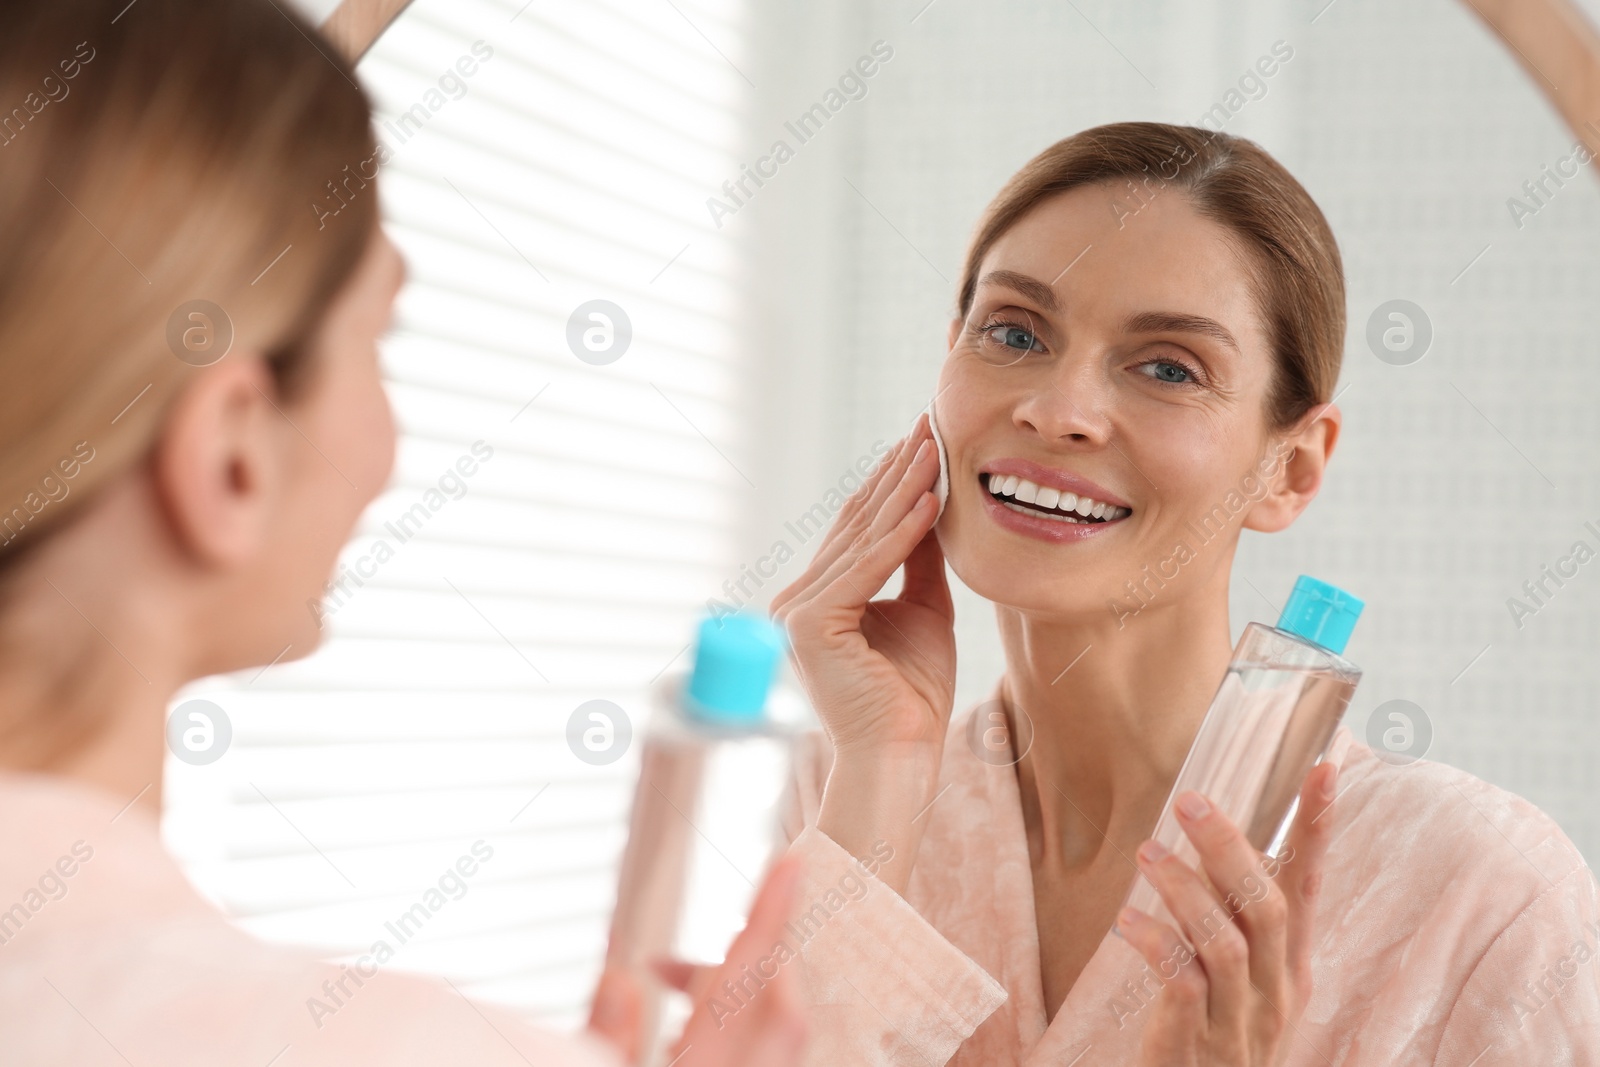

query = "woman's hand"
[768, 414, 954, 893]
[1118, 762, 1339, 1067]
[769, 413, 953, 755]
[586, 963, 644, 1063]
[588, 855, 808, 1066]
[667, 853, 809, 1066]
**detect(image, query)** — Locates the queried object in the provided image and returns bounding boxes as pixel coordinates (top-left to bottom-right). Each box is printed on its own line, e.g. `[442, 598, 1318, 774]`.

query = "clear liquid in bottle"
[1122, 576, 1364, 929]
[604, 613, 806, 1066]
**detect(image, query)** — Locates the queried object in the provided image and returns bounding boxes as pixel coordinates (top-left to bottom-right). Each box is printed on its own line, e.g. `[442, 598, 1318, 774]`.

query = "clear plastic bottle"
[1122, 575, 1364, 928]
[604, 612, 806, 1066]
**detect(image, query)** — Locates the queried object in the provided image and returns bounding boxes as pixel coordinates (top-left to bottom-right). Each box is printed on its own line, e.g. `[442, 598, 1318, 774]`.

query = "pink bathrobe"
[0, 771, 622, 1067]
[780, 698, 1600, 1065]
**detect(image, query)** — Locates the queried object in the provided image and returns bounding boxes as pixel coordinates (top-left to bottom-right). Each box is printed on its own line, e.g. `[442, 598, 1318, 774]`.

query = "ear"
[151, 356, 287, 567]
[1241, 403, 1342, 534]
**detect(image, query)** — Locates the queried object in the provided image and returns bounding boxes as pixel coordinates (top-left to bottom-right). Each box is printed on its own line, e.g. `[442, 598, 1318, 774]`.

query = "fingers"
[797, 427, 937, 604]
[1279, 762, 1338, 991]
[735, 852, 804, 959]
[815, 433, 939, 595]
[898, 527, 952, 617]
[841, 413, 931, 537]
[586, 963, 643, 1063]
[771, 415, 932, 620]
[651, 958, 696, 991]
[770, 435, 904, 616]
[1130, 831, 1251, 1029]
[825, 488, 939, 622]
[779, 469, 940, 657]
[741, 961, 809, 1066]
[1172, 791, 1289, 1013]
[1125, 781, 1335, 1064]
[716, 857, 806, 1062]
[1116, 905, 1208, 1049]
[819, 415, 929, 556]
[675, 852, 809, 1067]
[651, 957, 715, 1000]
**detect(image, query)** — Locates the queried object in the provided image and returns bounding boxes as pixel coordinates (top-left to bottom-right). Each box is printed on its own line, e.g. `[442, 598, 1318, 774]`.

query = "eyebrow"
[979, 270, 1059, 311]
[975, 270, 1242, 355]
[1121, 310, 1240, 355]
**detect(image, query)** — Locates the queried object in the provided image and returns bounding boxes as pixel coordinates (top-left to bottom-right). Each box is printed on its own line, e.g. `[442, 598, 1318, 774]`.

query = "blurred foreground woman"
[0, 2, 804, 1064]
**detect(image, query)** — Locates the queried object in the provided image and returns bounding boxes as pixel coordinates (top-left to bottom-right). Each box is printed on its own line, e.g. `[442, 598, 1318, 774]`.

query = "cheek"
[1132, 412, 1242, 511]
[326, 356, 396, 507]
[929, 362, 1007, 551]
[358, 370, 397, 497]
[935, 359, 1009, 459]
[287, 357, 395, 573]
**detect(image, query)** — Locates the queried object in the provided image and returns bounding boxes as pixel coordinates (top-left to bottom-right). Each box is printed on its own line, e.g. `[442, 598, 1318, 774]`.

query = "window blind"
[162, 0, 749, 1030]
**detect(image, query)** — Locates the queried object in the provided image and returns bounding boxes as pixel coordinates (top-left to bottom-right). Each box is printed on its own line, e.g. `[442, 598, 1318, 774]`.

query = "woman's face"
[266, 227, 403, 653]
[935, 181, 1293, 621]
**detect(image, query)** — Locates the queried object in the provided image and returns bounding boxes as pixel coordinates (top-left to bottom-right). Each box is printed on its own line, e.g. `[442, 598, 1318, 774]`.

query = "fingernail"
[1176, 793, 1210, 821]
[1117, 907, 1141, 929]
[912, 440, 931, 464]
[913, 493, 934, 511]
[1137, 839, 1167, 865]
[1321, 766, 1339, 802]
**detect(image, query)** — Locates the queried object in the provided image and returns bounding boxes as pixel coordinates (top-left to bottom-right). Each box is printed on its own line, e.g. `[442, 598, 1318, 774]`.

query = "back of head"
[0, 0, 378, 563]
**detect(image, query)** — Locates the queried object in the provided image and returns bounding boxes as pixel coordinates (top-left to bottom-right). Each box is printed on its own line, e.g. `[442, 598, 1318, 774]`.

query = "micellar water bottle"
[604, 612, 807, 1066]
[1121, 575, 1364, 929]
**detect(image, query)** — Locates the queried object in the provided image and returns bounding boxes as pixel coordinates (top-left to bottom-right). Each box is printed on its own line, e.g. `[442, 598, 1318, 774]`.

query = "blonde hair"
[957, 122, 1346, 434]
[0, 0, 379, 562]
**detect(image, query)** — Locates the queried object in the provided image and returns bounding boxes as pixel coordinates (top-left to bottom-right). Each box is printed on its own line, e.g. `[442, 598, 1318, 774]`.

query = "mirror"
[171, 0, 1600, 1036]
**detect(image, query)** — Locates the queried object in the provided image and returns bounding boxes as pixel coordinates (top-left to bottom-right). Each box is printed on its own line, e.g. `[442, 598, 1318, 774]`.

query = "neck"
[1001, 567, 1237, 870]
[0, 513, 188, 819]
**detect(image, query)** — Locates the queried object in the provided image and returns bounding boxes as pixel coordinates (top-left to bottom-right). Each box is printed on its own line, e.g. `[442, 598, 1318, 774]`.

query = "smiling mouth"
[982, 473, 1132, 525]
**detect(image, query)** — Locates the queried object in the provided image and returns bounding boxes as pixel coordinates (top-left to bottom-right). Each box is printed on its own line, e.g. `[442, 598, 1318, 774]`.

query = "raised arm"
[1460, 0, 1600, 162]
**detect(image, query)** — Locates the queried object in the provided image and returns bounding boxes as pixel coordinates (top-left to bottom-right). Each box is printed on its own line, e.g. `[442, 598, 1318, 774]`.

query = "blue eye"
[1138, 358, 1198, 385]
[983, 323, 1042, 352]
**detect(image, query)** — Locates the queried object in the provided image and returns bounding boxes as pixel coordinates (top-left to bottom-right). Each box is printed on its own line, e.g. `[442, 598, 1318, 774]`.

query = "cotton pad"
[927, 399, 949, 519]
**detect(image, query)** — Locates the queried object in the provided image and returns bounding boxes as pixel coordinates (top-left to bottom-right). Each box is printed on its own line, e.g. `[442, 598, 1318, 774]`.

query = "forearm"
[815, 741, 944, 896]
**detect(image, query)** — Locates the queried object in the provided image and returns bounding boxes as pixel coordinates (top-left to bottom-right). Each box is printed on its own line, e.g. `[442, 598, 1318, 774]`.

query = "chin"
[940, 535, 1099, 621]
[979, 573, 1101, 620]
[939, 509, 1129, 619]
[256, 604, 328, 670]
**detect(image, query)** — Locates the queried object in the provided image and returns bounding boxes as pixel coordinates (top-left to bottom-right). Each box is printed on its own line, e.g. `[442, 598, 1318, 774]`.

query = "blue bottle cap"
[1275, 575, 1363, 655]
[685, 611, 786, 725]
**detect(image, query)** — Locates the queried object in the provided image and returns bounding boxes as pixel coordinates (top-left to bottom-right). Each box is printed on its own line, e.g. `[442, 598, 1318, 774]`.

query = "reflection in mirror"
[125, 0, 1600, 1062]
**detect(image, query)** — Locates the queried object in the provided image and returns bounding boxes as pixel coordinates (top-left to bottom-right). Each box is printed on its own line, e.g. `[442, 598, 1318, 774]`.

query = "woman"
[765, 123, 1600, 1065]
[0, 2, 805, 1064]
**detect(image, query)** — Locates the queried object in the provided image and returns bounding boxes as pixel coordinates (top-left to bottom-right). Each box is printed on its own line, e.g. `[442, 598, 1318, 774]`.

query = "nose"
[1011, 349, 1112, 445]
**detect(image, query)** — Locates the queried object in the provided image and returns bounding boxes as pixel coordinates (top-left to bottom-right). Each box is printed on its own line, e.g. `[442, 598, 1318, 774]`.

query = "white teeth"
[985, 474, 1129, 521]
[1001, 501, 1094, 524]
